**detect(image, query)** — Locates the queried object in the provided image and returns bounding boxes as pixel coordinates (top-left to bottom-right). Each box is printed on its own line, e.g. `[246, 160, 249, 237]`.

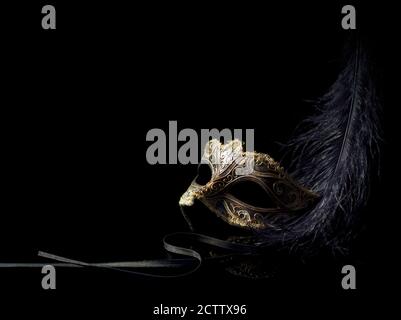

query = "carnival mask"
[180, 140, 318, 230]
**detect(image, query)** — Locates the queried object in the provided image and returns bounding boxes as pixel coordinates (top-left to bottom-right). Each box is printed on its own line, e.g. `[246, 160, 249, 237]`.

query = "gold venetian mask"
[179, 140, 318, 230]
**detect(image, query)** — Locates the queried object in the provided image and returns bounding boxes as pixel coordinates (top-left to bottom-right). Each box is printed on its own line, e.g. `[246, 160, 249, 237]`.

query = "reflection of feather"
[264, 37, 381, 254]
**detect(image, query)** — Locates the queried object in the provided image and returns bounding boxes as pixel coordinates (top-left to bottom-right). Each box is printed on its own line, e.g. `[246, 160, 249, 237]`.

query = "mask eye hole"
[228, 181, 278, 208]
[195, 163, 212, 185]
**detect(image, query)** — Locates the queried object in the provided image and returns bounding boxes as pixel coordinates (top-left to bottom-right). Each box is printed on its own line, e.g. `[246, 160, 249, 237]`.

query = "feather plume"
[262, 37, 381, 255]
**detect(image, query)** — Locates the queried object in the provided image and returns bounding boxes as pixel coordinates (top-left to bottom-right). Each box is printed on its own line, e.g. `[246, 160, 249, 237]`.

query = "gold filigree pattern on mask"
[180, 139, 318, 230]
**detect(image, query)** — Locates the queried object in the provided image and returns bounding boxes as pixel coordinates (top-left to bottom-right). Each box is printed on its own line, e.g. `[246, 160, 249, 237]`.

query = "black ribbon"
[31, 232, 262, 278]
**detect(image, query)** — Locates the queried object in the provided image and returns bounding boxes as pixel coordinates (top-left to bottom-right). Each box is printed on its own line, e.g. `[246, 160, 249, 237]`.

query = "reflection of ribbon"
[0, 232, 262, 278]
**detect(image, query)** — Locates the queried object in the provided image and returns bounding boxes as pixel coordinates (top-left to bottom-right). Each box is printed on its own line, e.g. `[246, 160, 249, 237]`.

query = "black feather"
[261, 37, 381, 255]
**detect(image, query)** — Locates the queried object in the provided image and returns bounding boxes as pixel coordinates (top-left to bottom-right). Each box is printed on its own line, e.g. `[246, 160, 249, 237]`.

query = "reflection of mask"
[180, 140, 318, 230]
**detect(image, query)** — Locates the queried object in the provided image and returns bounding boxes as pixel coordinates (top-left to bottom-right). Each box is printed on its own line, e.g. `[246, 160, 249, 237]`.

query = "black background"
[1, 1, 391, 318]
